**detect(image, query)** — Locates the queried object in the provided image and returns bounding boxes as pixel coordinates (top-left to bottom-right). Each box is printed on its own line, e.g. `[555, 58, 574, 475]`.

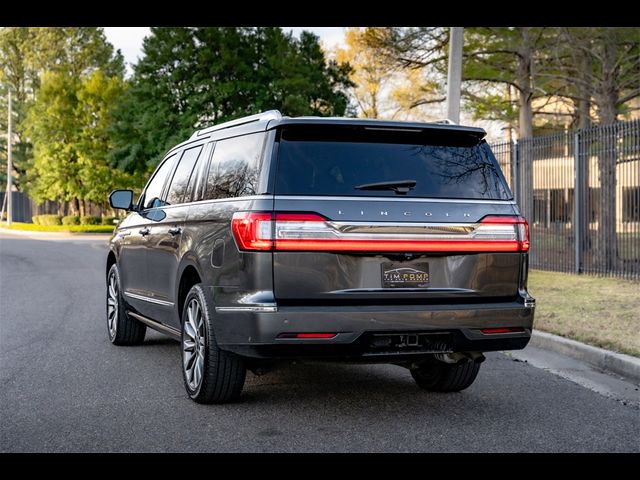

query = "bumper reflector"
[277, 333, 337, 339]
[480, 327, 525, 334]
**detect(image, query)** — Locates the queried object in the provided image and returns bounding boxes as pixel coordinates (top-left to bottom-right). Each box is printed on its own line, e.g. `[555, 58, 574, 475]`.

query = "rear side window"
[275, 127, 511, 200]
[204, 132, 266, 200]
[166, 145, 202, 205]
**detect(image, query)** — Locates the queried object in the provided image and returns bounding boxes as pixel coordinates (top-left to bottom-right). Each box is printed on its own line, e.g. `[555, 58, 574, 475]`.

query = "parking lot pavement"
[1, 233, 638, 452]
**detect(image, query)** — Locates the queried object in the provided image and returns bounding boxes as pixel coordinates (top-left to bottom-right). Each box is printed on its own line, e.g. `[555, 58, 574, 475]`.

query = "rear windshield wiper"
[354, 179, 417, 195]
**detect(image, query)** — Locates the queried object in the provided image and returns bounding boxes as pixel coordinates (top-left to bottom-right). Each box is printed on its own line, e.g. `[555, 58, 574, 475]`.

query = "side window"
[204, 132, 266, 200]
[141, 153, 177, 209]
[166, 145, 203, 205]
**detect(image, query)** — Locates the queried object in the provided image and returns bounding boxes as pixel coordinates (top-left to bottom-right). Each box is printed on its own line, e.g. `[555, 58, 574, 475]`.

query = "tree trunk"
[70, 198, 80, 216]
[594, 32, 619, 273]
[79, 200, 86, 217]
[516, 28, 534, 222]
[576, 51, 592, 130]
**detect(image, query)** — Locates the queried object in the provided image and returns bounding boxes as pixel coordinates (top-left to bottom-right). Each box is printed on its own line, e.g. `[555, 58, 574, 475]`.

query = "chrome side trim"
[127, 311, 181, 339]
[215, 305, 278, 313]
[273, 195, 516, 204]
[124, 291, 174, 307]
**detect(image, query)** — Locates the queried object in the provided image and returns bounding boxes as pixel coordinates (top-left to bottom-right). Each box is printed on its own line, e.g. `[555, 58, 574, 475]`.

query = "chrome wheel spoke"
[183, 339, 196, 353]
[184, 320, 196, 341]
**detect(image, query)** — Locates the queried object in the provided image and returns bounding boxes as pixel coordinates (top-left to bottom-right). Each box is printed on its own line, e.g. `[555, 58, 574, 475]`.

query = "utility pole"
[6, 89, 12, 225]
[445, 27, 464, 124]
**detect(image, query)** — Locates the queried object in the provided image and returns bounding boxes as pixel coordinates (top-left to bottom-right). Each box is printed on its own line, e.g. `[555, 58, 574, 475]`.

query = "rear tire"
[106, 264, 146, 346]
[181, 284, 246, 404]
[410, 358, 480, 392]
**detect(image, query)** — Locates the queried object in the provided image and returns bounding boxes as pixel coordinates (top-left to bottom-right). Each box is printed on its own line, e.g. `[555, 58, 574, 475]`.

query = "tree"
[360, 27, 447, 119]
[543, 27, 640, 126]
[0, 27, 124, 191]
[109, 27, 352, 178]
[0, 28, 38, 189]
[335, 28, 394, 118]
[25, 70, 131, 215]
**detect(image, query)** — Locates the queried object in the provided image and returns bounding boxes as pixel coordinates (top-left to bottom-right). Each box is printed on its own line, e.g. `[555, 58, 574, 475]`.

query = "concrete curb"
[530, 330, 640, 384]
[0, 227, 111, 240]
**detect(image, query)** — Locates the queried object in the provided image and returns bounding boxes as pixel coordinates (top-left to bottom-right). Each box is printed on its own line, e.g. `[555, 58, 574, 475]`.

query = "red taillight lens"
[277, 333, 337, 339]
[231, 212, 273, 251]
[480, 327, 525, 334]
[232, 212, 530, 253]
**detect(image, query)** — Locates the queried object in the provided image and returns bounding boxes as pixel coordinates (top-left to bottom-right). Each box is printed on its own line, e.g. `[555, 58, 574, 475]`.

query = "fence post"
[511, 140, 519, 204]
[574, 132, 584, 274]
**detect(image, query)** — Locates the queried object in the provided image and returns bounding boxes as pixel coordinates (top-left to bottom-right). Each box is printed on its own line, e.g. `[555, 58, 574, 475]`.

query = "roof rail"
[190, 110, 282, 139]
[433, 118, 457, 125]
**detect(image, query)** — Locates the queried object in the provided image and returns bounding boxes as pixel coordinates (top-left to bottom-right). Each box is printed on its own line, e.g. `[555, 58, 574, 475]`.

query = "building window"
[533, 190, 548, 226]
[622, 187, 640, 222]
[550, 188, 571, 223]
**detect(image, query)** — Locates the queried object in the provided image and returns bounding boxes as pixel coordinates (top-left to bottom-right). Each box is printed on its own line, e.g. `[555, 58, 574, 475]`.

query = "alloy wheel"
[107, 270, 119, 339]
[182, 298, 206, 391]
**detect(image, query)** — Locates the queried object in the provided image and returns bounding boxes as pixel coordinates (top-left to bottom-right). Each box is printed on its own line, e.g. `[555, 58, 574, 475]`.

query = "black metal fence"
[0, 191, 35, 223]
[491, 119, 640, 280]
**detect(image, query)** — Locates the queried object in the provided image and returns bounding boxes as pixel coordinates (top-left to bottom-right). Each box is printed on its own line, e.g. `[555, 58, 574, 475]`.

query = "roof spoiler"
[190, 110, 282, 139]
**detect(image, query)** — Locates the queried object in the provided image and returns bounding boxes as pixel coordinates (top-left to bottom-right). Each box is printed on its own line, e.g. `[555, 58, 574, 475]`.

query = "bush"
[62, 215, 80, 225]
[34, 214, 62, 226]
[80, 215, 101, 225]
[101, 216, 118, 225]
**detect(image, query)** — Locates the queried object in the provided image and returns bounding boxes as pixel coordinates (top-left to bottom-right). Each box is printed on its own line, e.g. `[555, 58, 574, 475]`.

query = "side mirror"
[109, 190, 135, 211]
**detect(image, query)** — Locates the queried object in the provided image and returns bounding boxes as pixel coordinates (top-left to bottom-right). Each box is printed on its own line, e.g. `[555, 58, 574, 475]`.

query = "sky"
[103, 27, 346, 76]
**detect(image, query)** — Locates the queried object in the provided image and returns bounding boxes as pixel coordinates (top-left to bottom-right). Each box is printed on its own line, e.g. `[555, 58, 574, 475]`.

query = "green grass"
[0, 221, 114, 234]
[528, 270, 640, 357]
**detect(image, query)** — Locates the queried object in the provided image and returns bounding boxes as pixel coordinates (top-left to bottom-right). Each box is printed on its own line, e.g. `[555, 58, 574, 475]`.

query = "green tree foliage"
[0, 27, 124, 190]
[109, 27, 352, 177]
[25, 70, 132, 214]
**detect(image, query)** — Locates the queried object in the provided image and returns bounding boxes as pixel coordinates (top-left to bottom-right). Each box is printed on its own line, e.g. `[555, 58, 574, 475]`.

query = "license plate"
[381, 262, 430, 288]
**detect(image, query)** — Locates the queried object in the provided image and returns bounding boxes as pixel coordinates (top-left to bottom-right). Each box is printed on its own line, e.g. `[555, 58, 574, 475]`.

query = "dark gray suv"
[106, 110, 535, 404]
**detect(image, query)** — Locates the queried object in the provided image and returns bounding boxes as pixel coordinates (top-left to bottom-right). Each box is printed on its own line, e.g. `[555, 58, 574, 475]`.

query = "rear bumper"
[213, 296, 535, 360]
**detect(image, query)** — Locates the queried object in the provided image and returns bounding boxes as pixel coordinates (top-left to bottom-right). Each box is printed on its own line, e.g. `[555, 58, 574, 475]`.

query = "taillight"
[478, 215, 530, 252]
[231, 212, 530, 253]
[231, 212, 273, 251]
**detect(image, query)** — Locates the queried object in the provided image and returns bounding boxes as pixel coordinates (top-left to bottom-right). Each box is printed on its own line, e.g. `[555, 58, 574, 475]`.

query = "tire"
[410, 358, 481, 392]
[181, 284, 246, 404]
[106, 264, 146, 346]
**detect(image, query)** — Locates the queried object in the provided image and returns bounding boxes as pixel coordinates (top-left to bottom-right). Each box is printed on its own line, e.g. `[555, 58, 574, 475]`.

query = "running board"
[127, 311, 181, 340]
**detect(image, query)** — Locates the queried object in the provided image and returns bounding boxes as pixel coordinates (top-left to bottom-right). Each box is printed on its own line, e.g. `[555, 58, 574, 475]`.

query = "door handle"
[168, 226, 182, 236]
[139, 227, 150, 236]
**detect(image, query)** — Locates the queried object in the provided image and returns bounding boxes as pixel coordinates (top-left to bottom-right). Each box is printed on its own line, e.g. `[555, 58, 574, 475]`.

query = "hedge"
[61, 215, 80, 225]
[101, 216, 118, 225]
[32, 215, 62, 226]
[80, 216, 101, 225]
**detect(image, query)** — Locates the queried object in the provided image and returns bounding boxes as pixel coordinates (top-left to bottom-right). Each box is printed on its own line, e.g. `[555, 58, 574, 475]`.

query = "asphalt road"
[1, 232, 638, 453]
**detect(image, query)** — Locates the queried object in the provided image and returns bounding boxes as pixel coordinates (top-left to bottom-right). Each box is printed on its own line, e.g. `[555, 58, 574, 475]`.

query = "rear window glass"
[275, 127, 511, 200]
